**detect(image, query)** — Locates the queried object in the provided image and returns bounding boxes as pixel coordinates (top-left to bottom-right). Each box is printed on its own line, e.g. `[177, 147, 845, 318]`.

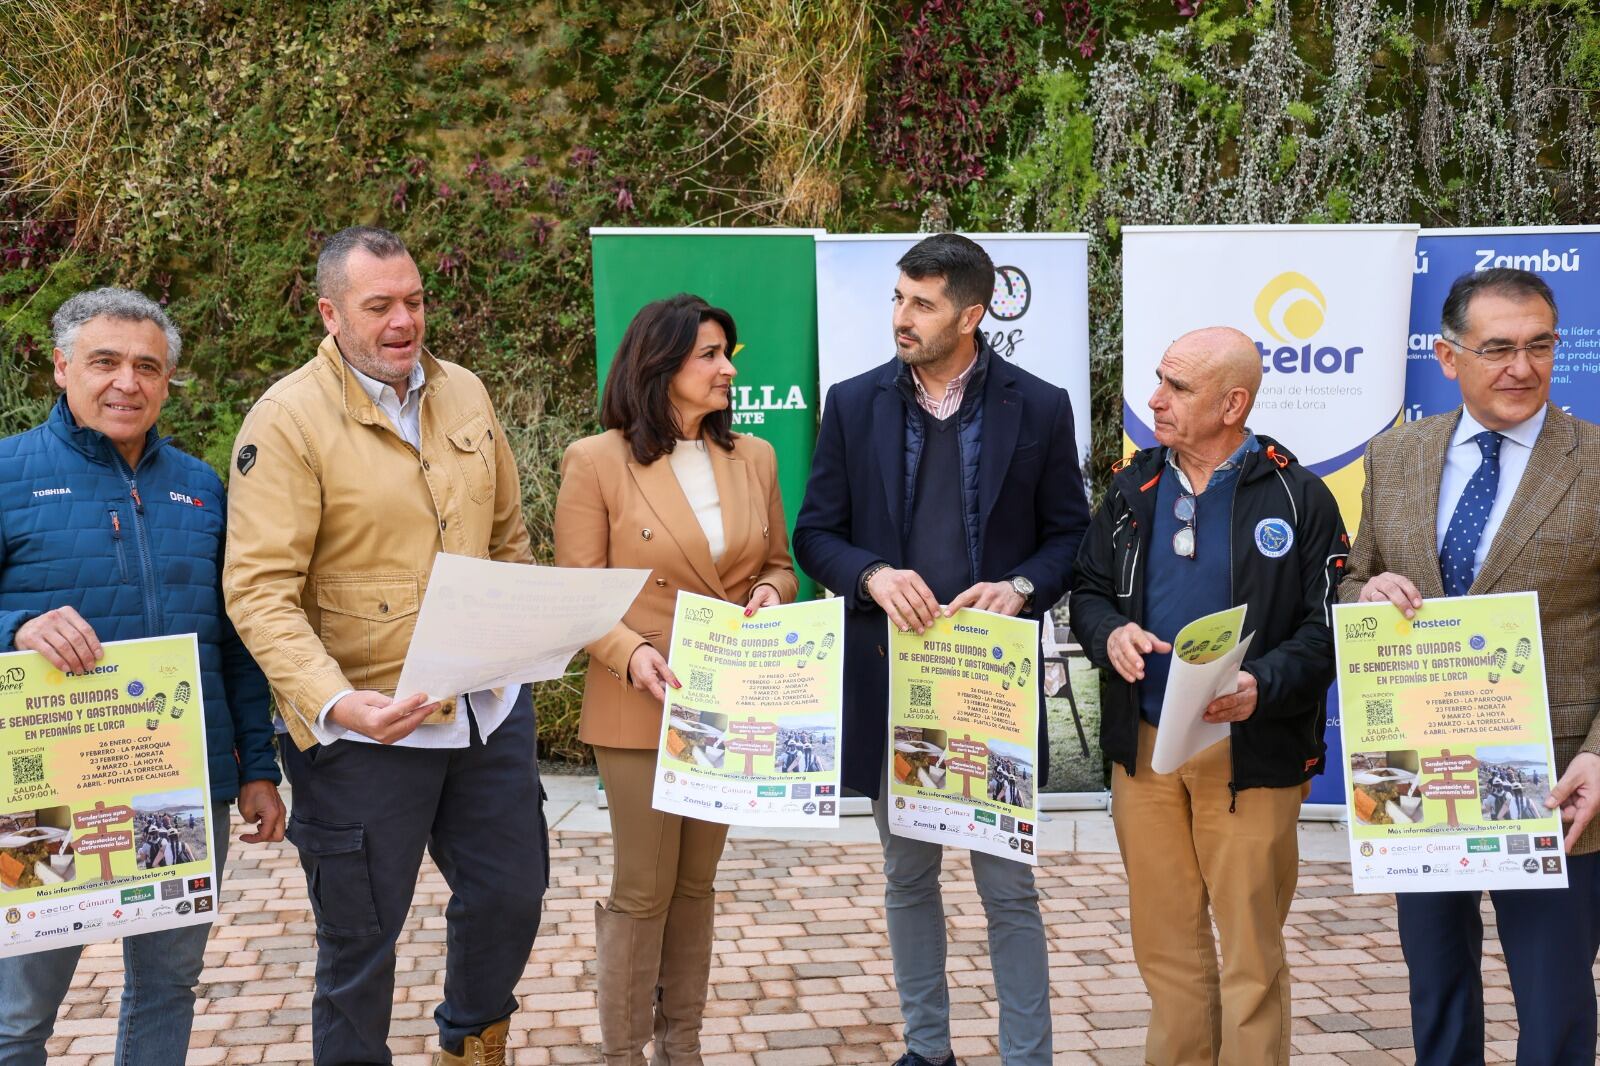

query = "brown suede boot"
[650, 894, 717, 1066]
[433, 1018, 511, 1066]
[596, 901, 669, 1066]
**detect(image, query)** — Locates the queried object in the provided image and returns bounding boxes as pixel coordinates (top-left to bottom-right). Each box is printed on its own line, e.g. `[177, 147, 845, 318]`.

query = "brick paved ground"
[41, 811, 1598, 1065]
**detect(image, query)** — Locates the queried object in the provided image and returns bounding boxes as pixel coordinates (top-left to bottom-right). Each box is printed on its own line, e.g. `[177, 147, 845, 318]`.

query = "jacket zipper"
[108, 508, 130, 584]
[1118, 489, 1146, 779]
[117, 464, 162, 636]
[1227, 458, 1242, 813]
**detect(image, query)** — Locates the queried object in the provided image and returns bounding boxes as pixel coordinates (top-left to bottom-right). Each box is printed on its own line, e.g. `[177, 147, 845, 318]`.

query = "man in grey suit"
[1342, 267, 1600, 1066]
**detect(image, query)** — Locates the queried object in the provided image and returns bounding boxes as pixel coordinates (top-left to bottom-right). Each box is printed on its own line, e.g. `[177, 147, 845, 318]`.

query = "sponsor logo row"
[1360, 834, 1559, 859]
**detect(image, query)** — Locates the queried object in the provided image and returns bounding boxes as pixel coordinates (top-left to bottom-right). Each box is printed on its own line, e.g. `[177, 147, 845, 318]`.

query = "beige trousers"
[1111, 720, 1303, 1066]
[593, 746, 729, 916]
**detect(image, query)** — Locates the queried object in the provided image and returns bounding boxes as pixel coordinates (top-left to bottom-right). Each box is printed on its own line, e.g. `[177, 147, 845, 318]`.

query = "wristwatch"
[1008, 575, 1035, 609]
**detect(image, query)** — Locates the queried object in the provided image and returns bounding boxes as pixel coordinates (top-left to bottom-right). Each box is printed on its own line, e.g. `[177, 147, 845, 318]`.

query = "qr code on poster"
[11, 754, 43, 785]
[1364, 697, 1394, 727]
[910, 683, 933, 708]
[688, 669, 714, 692]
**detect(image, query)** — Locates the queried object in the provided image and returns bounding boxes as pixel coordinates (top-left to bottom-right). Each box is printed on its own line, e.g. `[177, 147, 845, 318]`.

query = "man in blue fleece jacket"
[0, 287, 283, 1066]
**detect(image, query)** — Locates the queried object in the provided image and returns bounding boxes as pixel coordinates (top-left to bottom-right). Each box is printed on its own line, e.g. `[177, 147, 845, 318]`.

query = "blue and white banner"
[815, 233, 1093, 470]
[1407, 227, 1600, 421]
[1122, 225, 1418, 535]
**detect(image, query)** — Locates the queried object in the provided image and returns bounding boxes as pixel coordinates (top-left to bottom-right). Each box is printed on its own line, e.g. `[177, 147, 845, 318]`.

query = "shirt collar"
[910, 347, 980, 405]
[1165, 429, 1259, 474]
[1452, 405, 1546, 452]
[346, 358, 426, 407]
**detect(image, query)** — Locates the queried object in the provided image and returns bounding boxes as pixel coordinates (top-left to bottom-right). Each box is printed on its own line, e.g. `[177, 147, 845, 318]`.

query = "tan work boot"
[651, 894, 717, 1066]
[434, 1018, 511, 1066]
[597, 901, 669, 1065]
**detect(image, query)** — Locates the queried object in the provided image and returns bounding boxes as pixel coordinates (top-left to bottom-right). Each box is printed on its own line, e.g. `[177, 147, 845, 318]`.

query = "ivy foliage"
[971, 0, 1600, 485]
[2, 0, 758, 761]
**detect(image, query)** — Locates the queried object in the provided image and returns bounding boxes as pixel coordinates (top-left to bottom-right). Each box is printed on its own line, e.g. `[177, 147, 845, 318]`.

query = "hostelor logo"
[1252, 271, 1360, 375]
[1254, 271, 1326, 341]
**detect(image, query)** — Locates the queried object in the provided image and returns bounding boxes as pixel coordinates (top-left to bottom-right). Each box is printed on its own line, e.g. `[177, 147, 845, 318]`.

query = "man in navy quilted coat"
[0, 287, 284, 1065]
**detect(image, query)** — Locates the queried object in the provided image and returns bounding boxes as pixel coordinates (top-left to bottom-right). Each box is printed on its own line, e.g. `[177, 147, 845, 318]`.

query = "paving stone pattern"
[41, 817, 1599, 1064]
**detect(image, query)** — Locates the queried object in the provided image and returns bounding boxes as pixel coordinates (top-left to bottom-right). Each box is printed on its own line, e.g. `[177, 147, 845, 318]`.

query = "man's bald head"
[1148, 325, 1261, 460]
[1168, 326, 1262, 404]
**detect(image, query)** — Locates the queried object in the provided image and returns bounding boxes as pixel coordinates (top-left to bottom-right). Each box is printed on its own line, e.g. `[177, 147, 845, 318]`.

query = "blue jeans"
[872, 797, 1052, 1065]
[0, 800, 231, 1066]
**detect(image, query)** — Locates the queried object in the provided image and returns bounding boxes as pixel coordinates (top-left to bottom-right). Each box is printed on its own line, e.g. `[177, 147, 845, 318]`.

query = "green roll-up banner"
[591, 228, 821, 599]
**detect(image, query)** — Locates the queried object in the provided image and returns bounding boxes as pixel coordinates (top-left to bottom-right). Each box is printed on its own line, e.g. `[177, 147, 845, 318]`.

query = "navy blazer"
[793, 349, 1091, 797]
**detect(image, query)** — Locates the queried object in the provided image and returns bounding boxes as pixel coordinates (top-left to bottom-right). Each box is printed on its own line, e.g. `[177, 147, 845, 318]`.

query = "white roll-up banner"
[1123, 225, 1418, 531]
[816, 233, 1092, 471]
[1122, 225, 1418, 805]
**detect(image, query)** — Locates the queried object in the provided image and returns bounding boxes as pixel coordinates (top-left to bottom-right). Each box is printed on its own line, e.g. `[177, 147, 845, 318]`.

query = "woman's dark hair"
[601, 293, 737, 464]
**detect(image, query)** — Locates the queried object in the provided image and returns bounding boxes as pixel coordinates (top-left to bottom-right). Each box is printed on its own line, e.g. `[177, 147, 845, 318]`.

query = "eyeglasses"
[1448, 336, 1559, 366]
[1173, 492, 1196, 559]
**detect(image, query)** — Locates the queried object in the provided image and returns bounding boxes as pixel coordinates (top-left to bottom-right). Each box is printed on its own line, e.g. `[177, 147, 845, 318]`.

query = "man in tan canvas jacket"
[224, 226, 544, 1066]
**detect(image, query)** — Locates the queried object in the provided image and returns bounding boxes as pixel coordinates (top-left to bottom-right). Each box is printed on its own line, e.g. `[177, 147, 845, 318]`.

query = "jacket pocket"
[1114, 514, 1139, 600]
[446, 414, 494, 504]
[316, 573, 420, 690]
[285, 814, 381, 937]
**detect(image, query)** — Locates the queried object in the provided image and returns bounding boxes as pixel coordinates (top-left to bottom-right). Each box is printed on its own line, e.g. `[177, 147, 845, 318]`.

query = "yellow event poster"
[887, 608, 1040, 865]
[1334, 592, 1565, 893]
[0, 635, 217, 957]
[652, 592, 845, 828]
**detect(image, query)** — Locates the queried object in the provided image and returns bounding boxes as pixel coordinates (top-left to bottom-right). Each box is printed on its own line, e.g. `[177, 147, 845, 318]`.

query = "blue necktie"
[1439, 431, 1503, 597]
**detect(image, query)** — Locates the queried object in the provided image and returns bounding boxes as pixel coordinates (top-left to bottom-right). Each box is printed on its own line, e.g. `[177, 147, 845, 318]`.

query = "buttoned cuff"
[312, 688, 353, 746]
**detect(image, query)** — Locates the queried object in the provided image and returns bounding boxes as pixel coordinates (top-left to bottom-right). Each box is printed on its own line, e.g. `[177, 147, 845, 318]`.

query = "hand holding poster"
[652, 592, 845, 828]
[1334, 592, 1567, 893]
[0, 635, 216, 957]
[1150, 604, 1256, 774]
[887, 609, 1040, 864]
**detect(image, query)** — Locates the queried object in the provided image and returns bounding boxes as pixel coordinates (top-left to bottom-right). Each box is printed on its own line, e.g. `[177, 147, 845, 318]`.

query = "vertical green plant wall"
[3, 0, 1596, 760]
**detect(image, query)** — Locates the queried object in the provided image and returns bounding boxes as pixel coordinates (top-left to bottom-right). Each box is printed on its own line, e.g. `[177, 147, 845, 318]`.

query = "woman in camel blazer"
[554, 294, 796, 1066]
